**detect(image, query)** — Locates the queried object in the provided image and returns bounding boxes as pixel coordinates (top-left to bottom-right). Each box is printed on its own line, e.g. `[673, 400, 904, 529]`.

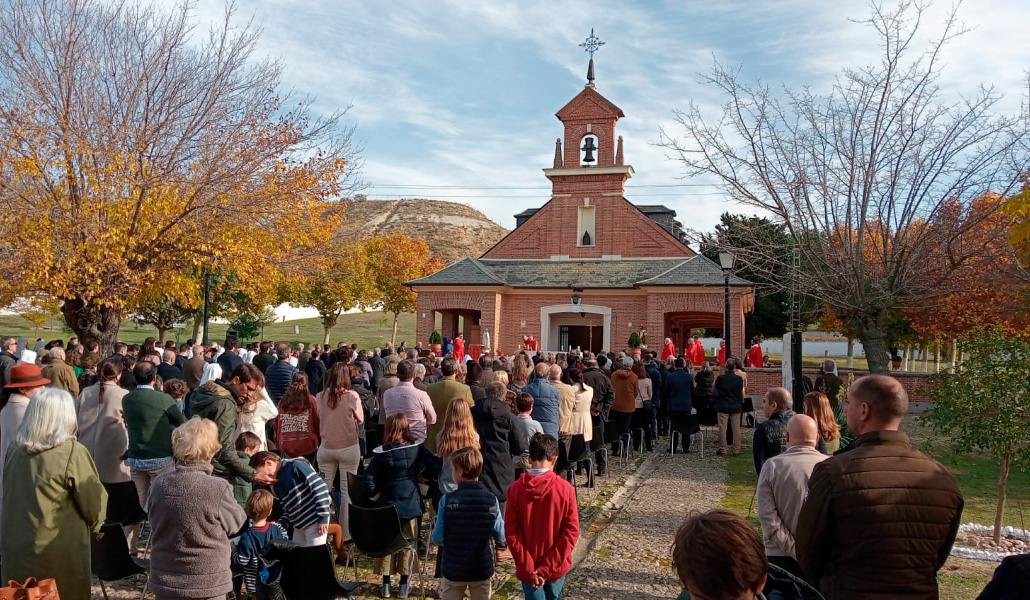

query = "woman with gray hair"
[1, 388, 107, 600]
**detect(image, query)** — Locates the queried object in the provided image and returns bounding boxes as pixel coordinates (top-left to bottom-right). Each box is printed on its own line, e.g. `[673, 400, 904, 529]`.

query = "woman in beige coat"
[567, 368, 594, 442]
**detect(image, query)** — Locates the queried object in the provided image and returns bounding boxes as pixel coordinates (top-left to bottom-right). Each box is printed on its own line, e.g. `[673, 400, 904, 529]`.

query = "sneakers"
[716, 448, 727, 455]
[398, 583, 410, 598]
[380, 582, 391, 598]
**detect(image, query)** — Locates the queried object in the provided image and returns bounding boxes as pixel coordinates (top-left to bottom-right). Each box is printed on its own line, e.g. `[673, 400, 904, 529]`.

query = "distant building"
[407, 61, 754, 356]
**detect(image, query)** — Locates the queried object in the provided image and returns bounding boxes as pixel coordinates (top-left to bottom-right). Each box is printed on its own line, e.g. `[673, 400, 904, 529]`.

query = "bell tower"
[545, 30, 633, 199]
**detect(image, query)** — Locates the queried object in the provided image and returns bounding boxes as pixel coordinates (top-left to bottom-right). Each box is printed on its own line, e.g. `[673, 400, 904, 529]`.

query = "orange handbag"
[0, 578, 59, 600]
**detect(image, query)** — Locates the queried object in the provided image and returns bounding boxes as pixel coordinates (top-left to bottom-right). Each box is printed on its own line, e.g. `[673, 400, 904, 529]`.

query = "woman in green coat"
[1, 387, 107, 600]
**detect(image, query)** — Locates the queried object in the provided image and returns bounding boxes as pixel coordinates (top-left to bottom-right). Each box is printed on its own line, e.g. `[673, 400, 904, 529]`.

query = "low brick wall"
[743, 367, 932, 412]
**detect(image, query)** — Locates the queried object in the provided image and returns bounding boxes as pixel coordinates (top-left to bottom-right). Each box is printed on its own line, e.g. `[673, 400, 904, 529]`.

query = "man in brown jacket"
[796, 375, 963, 600]
[41, 346, 79, 397]
[609, 357, 638, 457]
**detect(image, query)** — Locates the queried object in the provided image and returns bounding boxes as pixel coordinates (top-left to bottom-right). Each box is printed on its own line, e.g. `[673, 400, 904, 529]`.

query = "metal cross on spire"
[579, 28, 605, 59]
[580, 29, 604, 86]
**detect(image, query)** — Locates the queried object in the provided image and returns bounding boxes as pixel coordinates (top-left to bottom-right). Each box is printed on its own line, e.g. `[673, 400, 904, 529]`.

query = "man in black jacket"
[582, 358, 613, 476]
[0, 336, 17, 389]
[251, 341, 275, 373]
[753, 387, 796, 475]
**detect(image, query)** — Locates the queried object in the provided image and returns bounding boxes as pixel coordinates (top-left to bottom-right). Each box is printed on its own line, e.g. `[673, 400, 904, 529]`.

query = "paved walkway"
[563, 443, 728, 600]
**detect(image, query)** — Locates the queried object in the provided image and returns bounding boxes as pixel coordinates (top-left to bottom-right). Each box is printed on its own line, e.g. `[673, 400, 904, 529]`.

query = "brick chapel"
[407, 58, 754, 357]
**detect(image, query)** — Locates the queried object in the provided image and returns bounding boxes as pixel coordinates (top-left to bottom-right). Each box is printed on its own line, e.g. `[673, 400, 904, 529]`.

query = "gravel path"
[563, 440, 728, 600]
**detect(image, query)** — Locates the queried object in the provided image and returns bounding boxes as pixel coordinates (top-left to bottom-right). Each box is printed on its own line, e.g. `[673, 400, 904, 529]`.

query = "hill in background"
[337, 198, 509, 264]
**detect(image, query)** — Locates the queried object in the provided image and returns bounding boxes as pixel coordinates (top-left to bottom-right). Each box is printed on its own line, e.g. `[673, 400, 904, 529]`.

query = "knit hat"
[4, 363, 51, 389]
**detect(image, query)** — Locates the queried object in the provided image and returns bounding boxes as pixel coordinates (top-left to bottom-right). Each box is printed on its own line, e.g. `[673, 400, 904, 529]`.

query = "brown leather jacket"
[796, 430, 963, 600]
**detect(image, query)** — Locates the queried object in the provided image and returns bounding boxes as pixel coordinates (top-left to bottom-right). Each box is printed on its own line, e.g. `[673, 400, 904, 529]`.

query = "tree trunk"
[948, 338, 958, 374]
[995, 454, 1012, 544]
[60, 298, 122, 357]
[390, 312, 399, 347]
[921, 344, 929, 372]
[902, 344, 911, 371]
[934, 341, 941, 372]
[157, 327, 170, 343]
[856, 319, 890, 373]
[846, 338, 854, 368]
[191, 313, 204, 344]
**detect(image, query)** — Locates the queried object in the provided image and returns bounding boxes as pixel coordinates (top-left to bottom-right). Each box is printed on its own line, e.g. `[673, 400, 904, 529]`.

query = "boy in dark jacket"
[232, 489, 287, 600]
[234, 432, 261, 506]
[506, 434, 579, 600]
[431, 447, 505, 600]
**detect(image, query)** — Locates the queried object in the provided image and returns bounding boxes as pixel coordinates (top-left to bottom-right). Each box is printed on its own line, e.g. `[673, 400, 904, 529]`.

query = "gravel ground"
[563, 439, 728, 600]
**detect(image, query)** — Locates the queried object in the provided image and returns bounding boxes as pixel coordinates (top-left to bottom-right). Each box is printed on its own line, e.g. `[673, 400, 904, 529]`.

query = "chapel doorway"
[558, 325, 604, 354]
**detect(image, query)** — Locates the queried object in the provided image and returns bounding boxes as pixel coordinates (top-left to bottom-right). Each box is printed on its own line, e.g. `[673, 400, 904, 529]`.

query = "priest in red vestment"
[661, 338, 676, 361]
[453, 333, 466, 363]
[745, 337, 764, 368]
[688, 336, 705, 366]
[716, 339, 727, 366]
[523, 334, 539, 352]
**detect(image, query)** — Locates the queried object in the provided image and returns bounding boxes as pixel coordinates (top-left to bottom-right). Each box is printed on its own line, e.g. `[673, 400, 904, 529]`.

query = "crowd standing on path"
[0, 332, 1020, 600]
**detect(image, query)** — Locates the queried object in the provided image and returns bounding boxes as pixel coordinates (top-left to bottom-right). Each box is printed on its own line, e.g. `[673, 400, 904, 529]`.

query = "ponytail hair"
[97, 358, 123, 404]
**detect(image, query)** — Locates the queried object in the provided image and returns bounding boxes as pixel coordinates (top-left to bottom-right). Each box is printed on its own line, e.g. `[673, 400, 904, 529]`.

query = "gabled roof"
[636, 255, 751, 286]
[555, 86, 625, 121]
[405, 257, 504, 286]
[407, 256, 753, 288]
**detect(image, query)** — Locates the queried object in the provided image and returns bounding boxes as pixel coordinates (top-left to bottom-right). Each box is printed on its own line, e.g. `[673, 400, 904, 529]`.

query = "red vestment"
[661, 342, 676, 362]
[689, 341, 705, 366]
[717, 346, 727, 366]
[454, 338, 465, 362]
[746, 344, 764, 368]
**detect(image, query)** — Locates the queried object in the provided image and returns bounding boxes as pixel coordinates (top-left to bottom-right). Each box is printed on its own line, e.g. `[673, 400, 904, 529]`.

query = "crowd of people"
[0, 333, 1019, 600]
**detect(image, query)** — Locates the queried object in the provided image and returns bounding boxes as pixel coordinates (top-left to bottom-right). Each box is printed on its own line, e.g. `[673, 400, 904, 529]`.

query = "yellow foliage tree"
[286, 241, 376, 344]
[0, 0, 360, 354]
[365, 233, 443, 346]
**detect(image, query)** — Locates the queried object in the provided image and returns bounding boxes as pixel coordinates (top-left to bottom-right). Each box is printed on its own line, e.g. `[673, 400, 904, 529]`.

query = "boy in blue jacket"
[432, 447, 506, 600]
[232, 489, 287, 600]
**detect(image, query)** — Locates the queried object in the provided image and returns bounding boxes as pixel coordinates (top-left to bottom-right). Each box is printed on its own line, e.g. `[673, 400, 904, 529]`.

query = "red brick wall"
[744, 368, 931, 403]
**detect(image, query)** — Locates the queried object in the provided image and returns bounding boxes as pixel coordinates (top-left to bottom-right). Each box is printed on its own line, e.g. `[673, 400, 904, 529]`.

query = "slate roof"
[406, 255, 752, 288]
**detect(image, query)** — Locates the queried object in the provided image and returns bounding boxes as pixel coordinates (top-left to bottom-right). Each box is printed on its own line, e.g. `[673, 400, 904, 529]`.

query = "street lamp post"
[718, 251, 736, 359]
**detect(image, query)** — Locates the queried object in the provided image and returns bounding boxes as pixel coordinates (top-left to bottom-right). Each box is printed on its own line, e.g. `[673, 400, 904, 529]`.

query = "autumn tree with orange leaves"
[0, 0, 360, 354]
[663, 3, 1029, 372]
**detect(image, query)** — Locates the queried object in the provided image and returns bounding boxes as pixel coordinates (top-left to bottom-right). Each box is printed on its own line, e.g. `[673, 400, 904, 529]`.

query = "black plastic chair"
[90, 523, 148, 600]
[102, 481, 147, 526]
[566, 434, 592, 491]
[348, 503, 420, 597]
[346, 471, 373, 509]
[263, 541, 363, 600]
[588, 426, 609, 486]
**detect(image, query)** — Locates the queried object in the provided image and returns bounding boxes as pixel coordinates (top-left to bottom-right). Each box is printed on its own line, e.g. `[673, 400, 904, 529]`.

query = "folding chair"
[262, 540, 364, 599]
[348, 503, 421, 599]
[90, 523, 148, 600]
[566, 435, 592, 491]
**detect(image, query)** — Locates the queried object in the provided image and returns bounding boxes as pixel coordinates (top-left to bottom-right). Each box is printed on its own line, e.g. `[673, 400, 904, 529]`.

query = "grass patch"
[906, 420, 1030, 529]
[0, 311, 417, 349]
[719, 425, 762, 530]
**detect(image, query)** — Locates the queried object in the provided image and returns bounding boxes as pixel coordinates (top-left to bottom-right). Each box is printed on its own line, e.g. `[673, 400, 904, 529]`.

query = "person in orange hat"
[0, 363, 51, 544]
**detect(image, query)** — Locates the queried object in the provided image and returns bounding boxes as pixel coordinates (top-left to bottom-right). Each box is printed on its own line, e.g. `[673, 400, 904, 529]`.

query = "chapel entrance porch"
[664, 310, 724, 357]
[435, 309, 482, 343]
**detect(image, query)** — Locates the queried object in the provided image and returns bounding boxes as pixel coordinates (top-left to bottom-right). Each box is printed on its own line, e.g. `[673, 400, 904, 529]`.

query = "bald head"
[534, 362, 550, 379]
[548, 364, 562, 381]
[786, 414, 819, 448]
[847, 375, 908, 435]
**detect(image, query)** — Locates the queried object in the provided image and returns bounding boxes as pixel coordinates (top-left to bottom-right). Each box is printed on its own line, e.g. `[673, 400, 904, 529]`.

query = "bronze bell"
[581, 136, 597, 164]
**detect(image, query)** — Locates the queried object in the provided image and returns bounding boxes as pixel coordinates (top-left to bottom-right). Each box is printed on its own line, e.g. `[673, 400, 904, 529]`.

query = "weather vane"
[579, 28, 605, 59]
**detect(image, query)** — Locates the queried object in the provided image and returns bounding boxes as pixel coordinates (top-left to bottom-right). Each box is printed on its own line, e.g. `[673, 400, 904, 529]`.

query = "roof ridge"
[634, 259, 691, 284]
[465, 257, 505, 284]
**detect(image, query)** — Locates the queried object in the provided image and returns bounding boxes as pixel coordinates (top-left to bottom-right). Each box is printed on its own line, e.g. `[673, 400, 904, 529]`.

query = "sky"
[186, 0, 1029, 234]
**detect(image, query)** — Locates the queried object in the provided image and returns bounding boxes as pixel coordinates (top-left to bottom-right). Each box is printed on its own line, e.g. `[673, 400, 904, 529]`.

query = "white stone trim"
[540, 303, 611, 351]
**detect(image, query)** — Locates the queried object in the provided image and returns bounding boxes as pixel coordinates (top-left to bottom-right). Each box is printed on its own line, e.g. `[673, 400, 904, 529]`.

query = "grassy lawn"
[717, 417, 1016, 599]
[0, 311, 417, 350]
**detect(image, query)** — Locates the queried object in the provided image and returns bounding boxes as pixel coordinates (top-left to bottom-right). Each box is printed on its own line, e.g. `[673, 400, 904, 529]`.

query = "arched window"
[580, 134, 599, 166]
[578, 202, 595, 247]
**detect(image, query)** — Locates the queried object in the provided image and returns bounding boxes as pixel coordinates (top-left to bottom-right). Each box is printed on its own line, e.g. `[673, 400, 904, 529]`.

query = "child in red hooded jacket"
[505, 433, 580, 600]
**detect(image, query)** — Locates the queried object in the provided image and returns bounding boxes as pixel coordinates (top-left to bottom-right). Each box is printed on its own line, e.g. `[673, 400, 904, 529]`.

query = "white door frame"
[540, 303, 611, 351]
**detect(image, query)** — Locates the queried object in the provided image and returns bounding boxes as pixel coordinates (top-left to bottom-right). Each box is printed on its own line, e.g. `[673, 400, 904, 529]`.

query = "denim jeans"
[521, 575, 566, 600]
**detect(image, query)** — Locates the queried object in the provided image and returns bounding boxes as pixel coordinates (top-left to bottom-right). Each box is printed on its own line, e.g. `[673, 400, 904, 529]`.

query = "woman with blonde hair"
[804, 391, 841, 454]
[147, 416, 246, 600]
[436, 397, 481, 494]
[509, 358, 529, 394]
